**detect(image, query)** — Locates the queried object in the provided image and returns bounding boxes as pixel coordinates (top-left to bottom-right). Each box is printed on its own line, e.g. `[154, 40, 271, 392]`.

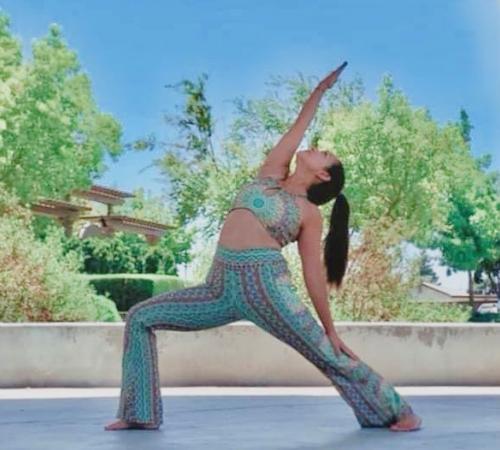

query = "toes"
[104, 421, 130, 430]
[389, 418, 422, 432]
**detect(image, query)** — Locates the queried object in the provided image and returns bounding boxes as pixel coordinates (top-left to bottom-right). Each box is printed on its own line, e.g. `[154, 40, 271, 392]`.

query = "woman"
[105, 61, 422, 432]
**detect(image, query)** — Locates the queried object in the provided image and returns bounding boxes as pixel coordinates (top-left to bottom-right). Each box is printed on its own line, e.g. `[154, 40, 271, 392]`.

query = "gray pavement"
[1, 387, 499, 450]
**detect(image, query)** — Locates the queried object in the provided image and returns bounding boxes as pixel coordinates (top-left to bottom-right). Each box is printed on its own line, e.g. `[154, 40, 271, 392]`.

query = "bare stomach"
[217, 209, 281, 250]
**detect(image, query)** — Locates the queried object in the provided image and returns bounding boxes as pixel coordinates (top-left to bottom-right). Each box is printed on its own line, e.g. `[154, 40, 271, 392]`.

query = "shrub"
[469, 311, 500, 323]
[82, 273, 188, 311]
[394, 300, 472, 322]
[0, 185, 121, 322]
[93, 295, 123, 322]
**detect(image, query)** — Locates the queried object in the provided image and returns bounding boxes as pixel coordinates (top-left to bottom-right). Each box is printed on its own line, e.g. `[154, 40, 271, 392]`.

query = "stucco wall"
[1, 321, 499, 387]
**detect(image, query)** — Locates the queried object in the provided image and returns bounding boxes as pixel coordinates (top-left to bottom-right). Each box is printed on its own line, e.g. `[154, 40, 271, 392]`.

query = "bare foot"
[389, 413, 422, 432]
[104, 419, 159, 431]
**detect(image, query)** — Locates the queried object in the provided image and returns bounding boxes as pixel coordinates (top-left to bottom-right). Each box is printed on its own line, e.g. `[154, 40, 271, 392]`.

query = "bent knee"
[126, 303, 151, 324]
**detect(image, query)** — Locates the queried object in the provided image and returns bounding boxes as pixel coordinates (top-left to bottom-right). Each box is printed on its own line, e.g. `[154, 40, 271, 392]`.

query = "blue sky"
[1, 0, 499, 199]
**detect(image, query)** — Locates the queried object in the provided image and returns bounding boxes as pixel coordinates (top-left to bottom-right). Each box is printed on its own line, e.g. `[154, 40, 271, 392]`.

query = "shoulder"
[299, 198, 323, 237]
[296, 203, 323, 250]
[297, 201, 321, 235]
[303, 202, 322, 225]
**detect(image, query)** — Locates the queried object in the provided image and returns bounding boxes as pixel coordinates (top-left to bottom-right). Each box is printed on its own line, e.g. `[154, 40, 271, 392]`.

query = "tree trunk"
[467, 270, 475, 309]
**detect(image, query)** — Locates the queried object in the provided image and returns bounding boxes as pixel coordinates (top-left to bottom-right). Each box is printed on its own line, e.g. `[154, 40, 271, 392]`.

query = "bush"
[332, 221, 419, 321]
[0, 186, 121, 322]
[394, 300, 472, 322]
[326, 297, 472, 322]
[469, 311, 500, 323]
[81, 273, 188, 311]
[287, 219, 422, 322]
[92, 294, 123, 322]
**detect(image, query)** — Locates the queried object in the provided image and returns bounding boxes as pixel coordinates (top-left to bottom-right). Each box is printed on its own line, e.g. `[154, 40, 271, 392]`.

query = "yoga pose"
[105, 61, 422, 432]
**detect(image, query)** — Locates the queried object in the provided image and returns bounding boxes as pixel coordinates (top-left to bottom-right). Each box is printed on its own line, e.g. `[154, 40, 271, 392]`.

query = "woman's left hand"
[326, 328, 360, 361]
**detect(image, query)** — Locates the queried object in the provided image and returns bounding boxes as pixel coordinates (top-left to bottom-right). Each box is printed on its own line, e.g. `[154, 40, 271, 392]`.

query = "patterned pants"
[116, 244, 415, 428]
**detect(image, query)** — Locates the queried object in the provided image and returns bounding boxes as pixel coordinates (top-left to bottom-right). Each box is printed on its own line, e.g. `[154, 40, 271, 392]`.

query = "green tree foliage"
[145, 72, 366, 239]
[226, 73, 483, 319]
[0, 13, 122, 204]
[318, 75, 473, 242]
[429, 109, 500, 302]
[161, 74, 216, 227]
[139, 73, 256, 239]
[136, 69, 498, 321]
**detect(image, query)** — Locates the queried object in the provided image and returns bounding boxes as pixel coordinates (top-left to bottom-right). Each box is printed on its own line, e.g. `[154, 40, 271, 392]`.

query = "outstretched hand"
[318, 61, 348, 92]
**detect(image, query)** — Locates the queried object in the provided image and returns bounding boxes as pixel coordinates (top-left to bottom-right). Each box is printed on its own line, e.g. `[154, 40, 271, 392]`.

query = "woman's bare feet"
[389, 413, 422, 432]
[104, 419, 159, 431]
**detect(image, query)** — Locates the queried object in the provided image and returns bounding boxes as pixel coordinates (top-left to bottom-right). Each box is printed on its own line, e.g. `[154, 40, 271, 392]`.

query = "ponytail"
[306, 160, 349, 291]
[324, 192, 350, 290]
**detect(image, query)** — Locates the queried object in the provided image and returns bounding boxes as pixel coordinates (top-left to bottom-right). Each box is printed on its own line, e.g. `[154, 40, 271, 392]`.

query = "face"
[297, 148, 338, 181]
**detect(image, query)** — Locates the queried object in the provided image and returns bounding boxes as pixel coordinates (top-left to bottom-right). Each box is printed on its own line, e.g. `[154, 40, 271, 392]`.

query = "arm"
[257, 85, 327, 180]
[257, 61, 348, 180]
[297, 205, 335, 334]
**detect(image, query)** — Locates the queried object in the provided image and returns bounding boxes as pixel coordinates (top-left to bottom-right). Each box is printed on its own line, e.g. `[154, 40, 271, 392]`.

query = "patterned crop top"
[228, 176, 307, 247]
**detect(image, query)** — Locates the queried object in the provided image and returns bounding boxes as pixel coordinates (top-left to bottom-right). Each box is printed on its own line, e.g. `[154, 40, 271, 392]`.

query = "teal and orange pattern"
[116, 244, 415, 428]
[228, 176, 305, 247]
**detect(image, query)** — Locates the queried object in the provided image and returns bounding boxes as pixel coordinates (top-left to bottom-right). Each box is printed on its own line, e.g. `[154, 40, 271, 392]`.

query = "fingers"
[337, 61, 348, 72]
[330, 61, 348, 78]
[342, 345, 354, 358]
[327, 332, 359, 361]
[341, 344, 359, 361]
[320, 62, 347, 89]
[323, 67, 347, 89]
[333, 343, 355, 360]
[328, 337, 341, 357]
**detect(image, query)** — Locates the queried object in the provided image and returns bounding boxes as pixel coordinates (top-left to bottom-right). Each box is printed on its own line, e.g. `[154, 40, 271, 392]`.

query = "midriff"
[217, 209, 282, 250]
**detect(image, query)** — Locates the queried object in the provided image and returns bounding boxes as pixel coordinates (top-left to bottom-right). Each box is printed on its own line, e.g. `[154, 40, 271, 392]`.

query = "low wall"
[1, 321, 499, 387]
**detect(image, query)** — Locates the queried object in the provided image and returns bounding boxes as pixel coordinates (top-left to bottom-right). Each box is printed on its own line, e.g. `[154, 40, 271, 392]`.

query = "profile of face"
[296, 147, 338, 183]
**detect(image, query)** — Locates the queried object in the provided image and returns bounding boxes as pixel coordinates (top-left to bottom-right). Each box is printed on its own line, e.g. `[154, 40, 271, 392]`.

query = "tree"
[0, 14, 123, 205]
[429, 109, 500, 305]
[133, 73, 258, 241]
[418, 249, 439, 284]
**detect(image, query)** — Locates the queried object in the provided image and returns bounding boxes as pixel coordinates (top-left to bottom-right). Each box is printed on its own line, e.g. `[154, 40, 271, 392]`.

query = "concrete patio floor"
[1, 387, 499, 450]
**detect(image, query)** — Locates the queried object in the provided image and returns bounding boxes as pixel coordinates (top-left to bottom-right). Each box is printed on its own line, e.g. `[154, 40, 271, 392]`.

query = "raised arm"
[258, 61, 348, 180]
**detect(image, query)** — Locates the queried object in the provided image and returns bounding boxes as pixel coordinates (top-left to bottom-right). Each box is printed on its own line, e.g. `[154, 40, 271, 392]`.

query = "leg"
[235, 261, 415, 428]
[116, 265, 239, 428]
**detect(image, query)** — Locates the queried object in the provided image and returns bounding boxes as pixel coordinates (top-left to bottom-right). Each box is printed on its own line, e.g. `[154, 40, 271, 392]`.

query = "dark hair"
[306, 161, 349, 291]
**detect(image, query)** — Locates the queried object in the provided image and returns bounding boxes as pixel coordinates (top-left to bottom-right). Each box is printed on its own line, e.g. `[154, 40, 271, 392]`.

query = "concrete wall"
[1, 321, 499, 387]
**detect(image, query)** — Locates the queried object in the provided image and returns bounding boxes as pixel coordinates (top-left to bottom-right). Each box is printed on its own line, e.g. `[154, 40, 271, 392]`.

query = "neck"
[281, 171, 313, 196]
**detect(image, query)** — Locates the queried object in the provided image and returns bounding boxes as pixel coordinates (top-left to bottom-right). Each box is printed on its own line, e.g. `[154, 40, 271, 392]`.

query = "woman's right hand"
[318, 61, 348, 92]
[326, 328, 360, 361]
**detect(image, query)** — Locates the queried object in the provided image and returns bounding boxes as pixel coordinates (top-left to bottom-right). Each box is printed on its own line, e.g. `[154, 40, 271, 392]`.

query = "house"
[410, 281, 498, 311]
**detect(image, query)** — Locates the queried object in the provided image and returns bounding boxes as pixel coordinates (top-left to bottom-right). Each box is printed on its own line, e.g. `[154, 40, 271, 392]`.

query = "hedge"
[79, 273, 190, 312]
